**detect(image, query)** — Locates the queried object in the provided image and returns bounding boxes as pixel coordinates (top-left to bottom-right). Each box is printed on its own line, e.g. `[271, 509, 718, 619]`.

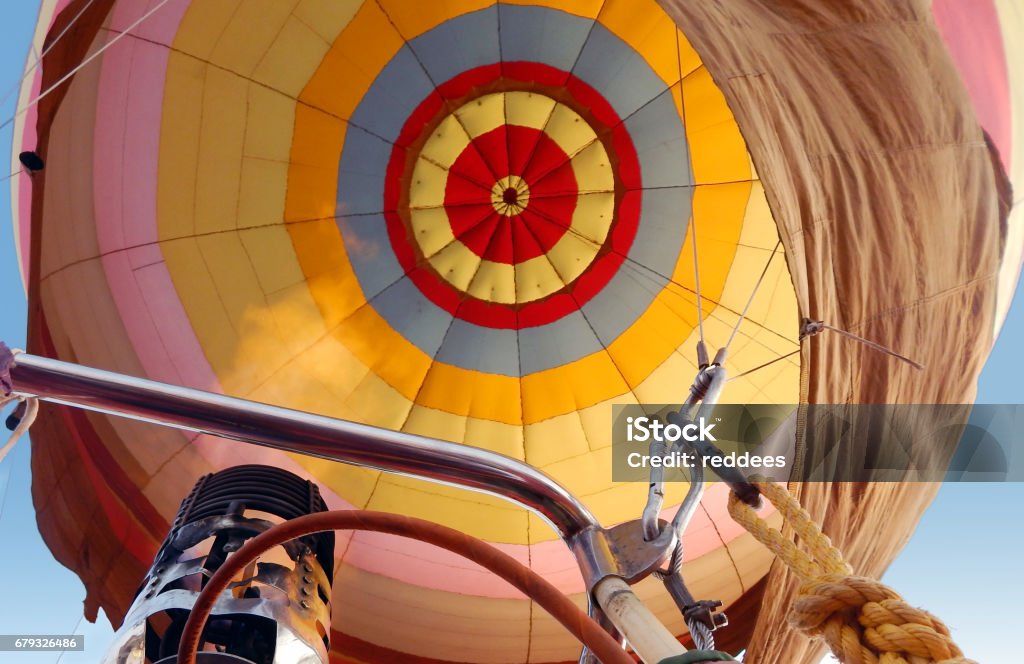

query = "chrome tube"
[681, 365, 761, 508]
[6, 351, 600, 540]
[669, 365, 726, 536]
[640, 393, 697, 541]
[640, 364, 729, 540]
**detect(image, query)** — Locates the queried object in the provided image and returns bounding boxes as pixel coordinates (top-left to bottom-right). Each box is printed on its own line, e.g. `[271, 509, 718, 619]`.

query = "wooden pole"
[593, 576, 686, 663]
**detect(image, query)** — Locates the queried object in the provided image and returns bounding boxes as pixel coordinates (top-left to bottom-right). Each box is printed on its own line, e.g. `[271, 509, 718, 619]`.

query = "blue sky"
[0, 3, 1021, 664]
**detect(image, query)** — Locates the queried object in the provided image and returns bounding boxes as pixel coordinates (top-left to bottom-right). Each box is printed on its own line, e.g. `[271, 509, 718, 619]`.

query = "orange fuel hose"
[176, 510, 637, 664]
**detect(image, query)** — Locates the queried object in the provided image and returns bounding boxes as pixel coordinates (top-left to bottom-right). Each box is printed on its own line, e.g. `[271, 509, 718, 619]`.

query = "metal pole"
[5, 350, 599, 540]
[2, 347, 689, 662]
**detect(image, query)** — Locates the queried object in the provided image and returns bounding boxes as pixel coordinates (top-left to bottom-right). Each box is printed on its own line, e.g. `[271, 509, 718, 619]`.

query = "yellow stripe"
[419, 113, 474, 170]
[409, 207, 457, 258]
[682, 69, 752, 184]
[567, 141, 614, 191]
[417, 361, 523, 424]
[569, 191, 616, 242]
[300, 1, 404, 121]
[505, 90, 558, 128]
[540, 102, 598, 156]
[501, 0, 603, 20]
[286, 105, 346, 223]
[428, 240, 486, 292]
[409, 158, 452, 209]
[530, 229, 600, 289]
[294, 0, 363, 45]
[513, 257, 565, 303]
[453, 92, 506, 140]
[375, 0, 495, 40]
[597, 0, 687, 86]
[467, 258, 517, 303]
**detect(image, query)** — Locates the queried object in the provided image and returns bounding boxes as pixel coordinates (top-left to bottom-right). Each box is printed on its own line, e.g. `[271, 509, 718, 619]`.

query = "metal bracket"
[659, 557, 728, 650]
[572, 518, 676, 592]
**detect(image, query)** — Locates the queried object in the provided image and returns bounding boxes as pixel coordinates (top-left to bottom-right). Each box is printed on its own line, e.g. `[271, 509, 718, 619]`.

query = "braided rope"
[727, 479, 975, 664]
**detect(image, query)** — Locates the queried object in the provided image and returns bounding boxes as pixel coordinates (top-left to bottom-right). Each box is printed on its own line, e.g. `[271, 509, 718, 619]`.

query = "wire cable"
[690, 217, 706, 350]
[0, 0, 173, 133]
[0, 0, 98, 109]
[724, 241, 781, 352]
[728, 349, 801, 382]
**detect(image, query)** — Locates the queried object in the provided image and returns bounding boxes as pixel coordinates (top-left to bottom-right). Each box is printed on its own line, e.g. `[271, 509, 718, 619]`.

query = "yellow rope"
[727, 479, 976, 664]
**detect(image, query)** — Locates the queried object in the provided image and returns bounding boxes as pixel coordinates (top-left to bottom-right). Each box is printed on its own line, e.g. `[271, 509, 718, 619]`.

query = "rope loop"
[728, 478, 975, 664]
[0, 346, 38, 466]
[0, 395, 39, 466]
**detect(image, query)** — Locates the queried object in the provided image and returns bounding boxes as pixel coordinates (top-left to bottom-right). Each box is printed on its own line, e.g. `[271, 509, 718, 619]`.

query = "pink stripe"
[107, 0, 187, 41]
[91, 0, 213, 389]
[16, 0, 131, 278]
[16, 76, 40, 281]
[933, 0, 1012, 174]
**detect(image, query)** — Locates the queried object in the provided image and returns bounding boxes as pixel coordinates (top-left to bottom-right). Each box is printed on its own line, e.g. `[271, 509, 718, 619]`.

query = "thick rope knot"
[728, 478, 975, 664]
[790, 574, 970, 663]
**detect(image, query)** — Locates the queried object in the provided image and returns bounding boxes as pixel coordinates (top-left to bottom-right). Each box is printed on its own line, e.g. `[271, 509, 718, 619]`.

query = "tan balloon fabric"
[657, 1, 1007, 662]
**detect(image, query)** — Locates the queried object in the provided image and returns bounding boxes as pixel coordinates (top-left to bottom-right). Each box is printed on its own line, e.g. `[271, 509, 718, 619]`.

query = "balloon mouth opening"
[488, 175, 532, 217]
[501, 187, 519, 205]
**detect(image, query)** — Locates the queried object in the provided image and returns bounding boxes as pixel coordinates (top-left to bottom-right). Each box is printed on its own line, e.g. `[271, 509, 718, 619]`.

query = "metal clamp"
[684, 600, 728, 633]
[572, 518, 676, 591]
[659, 554, 728, 651]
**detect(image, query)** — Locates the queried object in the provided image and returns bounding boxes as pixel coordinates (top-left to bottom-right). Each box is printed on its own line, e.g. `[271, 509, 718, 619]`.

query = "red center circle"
[445, 125, 578, 265]
[382, 61, 643, 330]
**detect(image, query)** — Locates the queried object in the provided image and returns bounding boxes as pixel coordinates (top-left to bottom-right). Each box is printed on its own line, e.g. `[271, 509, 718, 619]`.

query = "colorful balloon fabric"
[10, 1, 1022, 663]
